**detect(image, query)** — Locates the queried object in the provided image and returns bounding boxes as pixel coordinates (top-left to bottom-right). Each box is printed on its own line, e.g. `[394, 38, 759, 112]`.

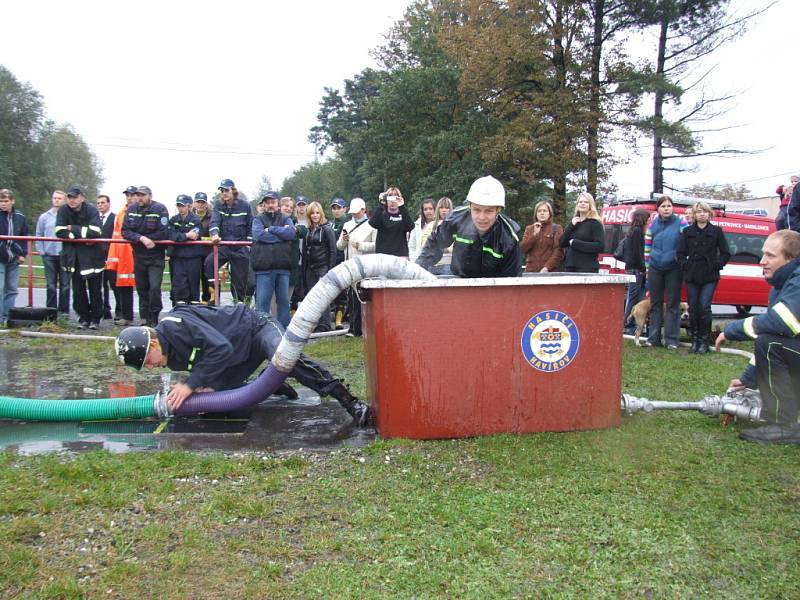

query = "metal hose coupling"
[153, 391, 172, 419]
[621, 389, 763, 422]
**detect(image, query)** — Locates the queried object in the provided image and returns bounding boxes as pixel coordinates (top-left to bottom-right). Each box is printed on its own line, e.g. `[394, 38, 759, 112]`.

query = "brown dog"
[626, 299, 690, 346]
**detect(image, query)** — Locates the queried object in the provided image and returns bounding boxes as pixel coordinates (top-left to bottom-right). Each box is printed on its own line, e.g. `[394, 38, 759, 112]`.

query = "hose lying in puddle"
[0, 255, 437, 421]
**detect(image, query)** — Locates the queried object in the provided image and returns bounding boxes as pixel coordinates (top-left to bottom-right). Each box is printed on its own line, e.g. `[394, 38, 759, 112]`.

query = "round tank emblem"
[521, 310, 580, 372]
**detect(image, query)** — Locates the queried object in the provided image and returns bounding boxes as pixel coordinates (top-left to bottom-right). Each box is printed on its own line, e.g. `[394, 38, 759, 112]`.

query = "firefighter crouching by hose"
[114, 304, 374, 426]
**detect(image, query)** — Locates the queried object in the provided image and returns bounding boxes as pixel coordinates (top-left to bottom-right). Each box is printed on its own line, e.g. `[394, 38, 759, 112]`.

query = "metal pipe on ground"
[621, 390, 763, 422]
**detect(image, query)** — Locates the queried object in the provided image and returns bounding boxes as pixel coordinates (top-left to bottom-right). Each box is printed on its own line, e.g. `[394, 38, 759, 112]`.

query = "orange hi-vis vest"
[105, 204, 136, 287]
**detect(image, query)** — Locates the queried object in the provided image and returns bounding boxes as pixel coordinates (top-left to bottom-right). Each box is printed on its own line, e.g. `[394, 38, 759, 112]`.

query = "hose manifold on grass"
[621, 390, 763, 422]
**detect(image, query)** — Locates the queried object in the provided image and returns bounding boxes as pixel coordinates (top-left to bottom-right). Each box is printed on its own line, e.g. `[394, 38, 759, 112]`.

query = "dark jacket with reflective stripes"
[416, 205, 522, 278]
[155, 304, 269, 390]
[122, 200, 171, 259]
[54, 203, 106, 279]
[209, 198, 252, 242]
[724, 257, 800, 387]
[168, 213, 205, 259]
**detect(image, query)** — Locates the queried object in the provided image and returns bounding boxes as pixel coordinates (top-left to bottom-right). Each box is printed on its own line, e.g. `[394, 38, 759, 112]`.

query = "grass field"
[0, 336, 798, 598]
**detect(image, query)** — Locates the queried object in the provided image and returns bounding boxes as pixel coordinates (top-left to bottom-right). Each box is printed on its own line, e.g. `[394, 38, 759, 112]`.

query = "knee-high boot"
[697, 315, 711, 354]
[689, 315, 700, 353]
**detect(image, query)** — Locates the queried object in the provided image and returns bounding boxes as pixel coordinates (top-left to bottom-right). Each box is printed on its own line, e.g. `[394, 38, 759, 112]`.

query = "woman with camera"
[369, 186, 415, 258]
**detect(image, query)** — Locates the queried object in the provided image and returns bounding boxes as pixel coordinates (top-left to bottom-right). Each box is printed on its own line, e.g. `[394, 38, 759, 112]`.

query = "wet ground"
[0, 337, 376, 455]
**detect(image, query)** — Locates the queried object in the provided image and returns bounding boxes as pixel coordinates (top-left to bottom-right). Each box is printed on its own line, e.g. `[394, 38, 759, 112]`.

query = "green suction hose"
[0, 395, 157, 422]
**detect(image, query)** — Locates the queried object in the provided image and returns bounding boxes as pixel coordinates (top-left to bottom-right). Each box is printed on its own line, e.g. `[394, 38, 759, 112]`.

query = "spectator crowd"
[3, 175, 800, 445]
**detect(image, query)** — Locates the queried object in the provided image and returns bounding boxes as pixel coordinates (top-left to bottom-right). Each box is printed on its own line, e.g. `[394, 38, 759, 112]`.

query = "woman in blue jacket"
[644, 196, 688, 348]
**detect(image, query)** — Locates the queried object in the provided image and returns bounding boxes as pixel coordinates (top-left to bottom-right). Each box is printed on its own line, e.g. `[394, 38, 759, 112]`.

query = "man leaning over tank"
[416, 175, 522, 278]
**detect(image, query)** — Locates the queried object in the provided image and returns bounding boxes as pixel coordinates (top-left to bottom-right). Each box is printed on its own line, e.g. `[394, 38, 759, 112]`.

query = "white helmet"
[466, 175, 505, 207]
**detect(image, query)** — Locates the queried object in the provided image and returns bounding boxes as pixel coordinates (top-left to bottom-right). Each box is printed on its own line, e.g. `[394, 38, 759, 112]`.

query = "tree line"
[291, 0, 766, 224]
[0, 65, 103, 223]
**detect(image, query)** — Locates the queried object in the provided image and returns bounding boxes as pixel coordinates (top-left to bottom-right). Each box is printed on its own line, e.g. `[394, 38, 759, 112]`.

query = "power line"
[725, 170, 798, 186]
[87, 141, 315, 158]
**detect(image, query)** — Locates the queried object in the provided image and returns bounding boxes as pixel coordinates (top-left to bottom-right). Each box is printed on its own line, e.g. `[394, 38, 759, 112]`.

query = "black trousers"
[115, 285, 134, 321]
[206, 318, 339, 396]
[72, 272, 103, 325]
[134, 255, 165, 324]
[200, 252, 212, 302]
[102, 269, 117, 318]
[170, 257, 202, 304]
[204, 246, 250, 302]
[346, 286, 363, 336]
[754, 333, 800, 425]
[42, 254, 71, 313]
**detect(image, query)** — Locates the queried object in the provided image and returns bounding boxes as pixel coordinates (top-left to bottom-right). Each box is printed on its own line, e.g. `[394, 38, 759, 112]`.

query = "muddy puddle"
[0, 337, 376, 455]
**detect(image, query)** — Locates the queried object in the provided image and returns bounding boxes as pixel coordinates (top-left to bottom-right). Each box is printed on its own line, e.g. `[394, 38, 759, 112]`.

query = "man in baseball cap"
[329, 198, 348, 328]
[122, 185, 170, 326]
[192, 192, 213, 302]
[55, 185, 105, 328]
[168, 195, 204, 304]
[206, 178, 252, 303]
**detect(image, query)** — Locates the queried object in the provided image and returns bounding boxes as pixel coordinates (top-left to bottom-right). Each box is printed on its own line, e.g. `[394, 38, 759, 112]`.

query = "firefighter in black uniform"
[122, 185, 171, 326]
[192, 192, 213, 302]
[205, 178, 252, 303]
[330, 197, 348, 328]
[168, 195, 204, 304]
[114, 304, 373, 426]
[417, 175, 522, 278]
[54, 186, 106, 328]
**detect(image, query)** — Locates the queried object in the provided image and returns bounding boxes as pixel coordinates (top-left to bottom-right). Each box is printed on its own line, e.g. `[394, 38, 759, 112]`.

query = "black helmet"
[115, 327, 151, 370]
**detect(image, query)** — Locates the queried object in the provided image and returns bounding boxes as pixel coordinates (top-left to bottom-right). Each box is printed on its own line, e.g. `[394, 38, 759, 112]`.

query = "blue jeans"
[42, 254, 71, 313]
[255, 270, 290, 328]
[686, 280, 717, 330]
[0, 261, 20, 322]
[623, 269, 646, 329]
[647, 266, 682, 346]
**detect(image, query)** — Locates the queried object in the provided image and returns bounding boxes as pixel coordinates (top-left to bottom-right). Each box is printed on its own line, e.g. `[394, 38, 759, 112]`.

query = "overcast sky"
[2, 0, 797, 212]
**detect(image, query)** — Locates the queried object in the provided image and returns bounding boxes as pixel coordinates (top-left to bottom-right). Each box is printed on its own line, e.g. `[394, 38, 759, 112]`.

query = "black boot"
[688, 316, 700, 353]
[327, 381, 374, 427]
[697, 317, 711, 354]
[274, 381, 299, 399]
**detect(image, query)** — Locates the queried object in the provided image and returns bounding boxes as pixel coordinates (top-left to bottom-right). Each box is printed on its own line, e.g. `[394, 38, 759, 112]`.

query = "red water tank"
[361, 274, 631, 439]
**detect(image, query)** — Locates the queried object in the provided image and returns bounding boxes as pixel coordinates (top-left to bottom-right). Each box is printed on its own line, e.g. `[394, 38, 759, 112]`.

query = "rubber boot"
[335, 309, 344, 330]
[327, 381, 374, 427]
[274, 381, 299, 399]
[697, 316, 711, 354]
[688, 316, 700, 353]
